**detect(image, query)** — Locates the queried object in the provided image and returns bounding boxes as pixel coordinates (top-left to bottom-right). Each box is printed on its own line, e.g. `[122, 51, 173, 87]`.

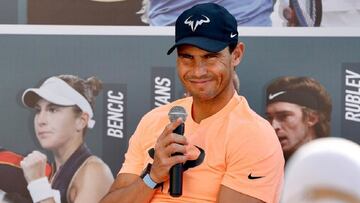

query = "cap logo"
[230, 32, 237, 38]
[268, 91, 286, 100]
[184, 15, 210, 32]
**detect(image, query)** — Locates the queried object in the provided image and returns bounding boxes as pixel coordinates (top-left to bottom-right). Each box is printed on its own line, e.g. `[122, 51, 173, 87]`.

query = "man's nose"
[270, 119, 281, 132]
[193, 60, 207, 77]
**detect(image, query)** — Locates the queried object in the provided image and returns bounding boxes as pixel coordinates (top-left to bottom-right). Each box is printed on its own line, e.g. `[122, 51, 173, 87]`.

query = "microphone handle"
[169, 123, 184, 197]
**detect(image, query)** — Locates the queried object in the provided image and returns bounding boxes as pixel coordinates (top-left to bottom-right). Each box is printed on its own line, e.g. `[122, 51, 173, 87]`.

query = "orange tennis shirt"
[120, 94, 284, 202]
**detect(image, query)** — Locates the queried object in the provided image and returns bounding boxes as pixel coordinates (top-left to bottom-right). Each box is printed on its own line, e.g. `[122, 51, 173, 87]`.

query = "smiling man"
[101, 3, 284, 203]
[265, 76, 332, 162]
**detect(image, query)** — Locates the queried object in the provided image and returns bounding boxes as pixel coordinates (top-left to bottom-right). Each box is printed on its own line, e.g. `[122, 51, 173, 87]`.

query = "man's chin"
[190, 91, 215, 101]
[278, 137, 287, 145]
[281, 142, 292, 153]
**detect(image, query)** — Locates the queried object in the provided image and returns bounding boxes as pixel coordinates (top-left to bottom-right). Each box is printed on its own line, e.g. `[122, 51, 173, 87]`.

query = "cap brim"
[167, 37, 228, 55]
[22, 88, 76, 108]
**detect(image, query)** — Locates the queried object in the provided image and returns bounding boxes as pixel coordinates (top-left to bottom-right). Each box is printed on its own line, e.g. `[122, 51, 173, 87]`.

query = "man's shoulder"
[232, 95, 266, 122]
[230, 95, 275, 134]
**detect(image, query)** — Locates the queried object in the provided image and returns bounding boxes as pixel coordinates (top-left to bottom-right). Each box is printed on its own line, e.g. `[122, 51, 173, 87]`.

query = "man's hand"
[150, 118, 189, 183]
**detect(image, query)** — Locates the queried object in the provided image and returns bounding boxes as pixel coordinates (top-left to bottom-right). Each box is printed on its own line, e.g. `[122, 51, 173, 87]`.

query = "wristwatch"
[140, 163, 163, 189]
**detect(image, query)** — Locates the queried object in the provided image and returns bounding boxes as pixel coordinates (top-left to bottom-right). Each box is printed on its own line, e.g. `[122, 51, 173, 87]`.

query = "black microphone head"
[168, 106, 187, 122]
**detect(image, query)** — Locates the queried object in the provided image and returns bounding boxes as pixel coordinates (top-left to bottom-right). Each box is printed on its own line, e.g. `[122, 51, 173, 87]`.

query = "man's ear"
[306, 111, 319, 127]
[232, 42, 245, 69]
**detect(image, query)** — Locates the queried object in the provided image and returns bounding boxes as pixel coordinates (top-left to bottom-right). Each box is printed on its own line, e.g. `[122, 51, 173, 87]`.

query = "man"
[265, 76, 332, 162]
[101, 3, 284, 203]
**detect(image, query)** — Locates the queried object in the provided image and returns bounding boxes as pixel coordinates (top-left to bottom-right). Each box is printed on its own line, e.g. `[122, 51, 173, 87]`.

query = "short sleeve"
[221, 123, 284, 203]
[118, 117, 148, 176]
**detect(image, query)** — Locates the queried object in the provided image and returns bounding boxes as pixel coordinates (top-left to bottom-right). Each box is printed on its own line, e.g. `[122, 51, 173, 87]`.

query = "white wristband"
[27, 177, 53, 202]
[52, 189, 61, 203]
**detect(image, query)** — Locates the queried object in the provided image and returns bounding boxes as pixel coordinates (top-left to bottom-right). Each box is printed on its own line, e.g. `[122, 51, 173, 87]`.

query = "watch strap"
[143, 173, 157, 189]
[140, 163, 163, 189]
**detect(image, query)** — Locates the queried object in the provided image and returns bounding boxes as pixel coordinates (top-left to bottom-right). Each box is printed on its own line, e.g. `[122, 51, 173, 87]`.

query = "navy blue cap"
[167, 3, 238, 55]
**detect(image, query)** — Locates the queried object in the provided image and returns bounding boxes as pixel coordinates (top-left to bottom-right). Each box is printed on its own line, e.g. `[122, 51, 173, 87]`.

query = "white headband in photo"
[22, 77, 95, 128]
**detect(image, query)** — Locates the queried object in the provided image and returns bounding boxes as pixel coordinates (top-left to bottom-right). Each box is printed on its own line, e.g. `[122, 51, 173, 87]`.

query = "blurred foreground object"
[282, 137, 360, 203]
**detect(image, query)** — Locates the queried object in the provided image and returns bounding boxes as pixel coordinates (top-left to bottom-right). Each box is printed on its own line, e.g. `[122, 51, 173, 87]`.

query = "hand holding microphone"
[149, 106, 188, 197]
[168, 106, 187, 197]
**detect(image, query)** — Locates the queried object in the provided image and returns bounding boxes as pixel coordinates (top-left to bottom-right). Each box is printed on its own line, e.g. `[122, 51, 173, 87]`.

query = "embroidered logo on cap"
[268, 91, 286, 100]
[184, 15, 210, 32]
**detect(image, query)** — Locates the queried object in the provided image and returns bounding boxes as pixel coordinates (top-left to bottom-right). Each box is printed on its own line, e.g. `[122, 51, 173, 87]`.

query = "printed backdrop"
[0, 27, 359, 174]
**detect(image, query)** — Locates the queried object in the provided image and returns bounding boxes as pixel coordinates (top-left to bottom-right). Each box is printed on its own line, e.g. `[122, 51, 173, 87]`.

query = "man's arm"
[217, 185, 264, 203]
[101, 118, 188, 203]
[100, 173, 155, 203]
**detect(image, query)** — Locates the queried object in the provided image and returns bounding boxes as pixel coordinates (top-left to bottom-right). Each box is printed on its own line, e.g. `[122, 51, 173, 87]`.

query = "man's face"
[176, 45, 241, 102]
[266, 102, 313, 159]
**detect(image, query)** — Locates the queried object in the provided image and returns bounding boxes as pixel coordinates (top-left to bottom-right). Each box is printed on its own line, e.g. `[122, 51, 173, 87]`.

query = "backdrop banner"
[0, 27, 359, 174]
[102, 83, 127, 173]
[151, 67, 176, 109]
[342, 63, 360, 141]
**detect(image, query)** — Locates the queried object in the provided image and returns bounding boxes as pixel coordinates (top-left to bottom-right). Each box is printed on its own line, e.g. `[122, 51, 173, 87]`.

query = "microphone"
[168, 106, 187, 197]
